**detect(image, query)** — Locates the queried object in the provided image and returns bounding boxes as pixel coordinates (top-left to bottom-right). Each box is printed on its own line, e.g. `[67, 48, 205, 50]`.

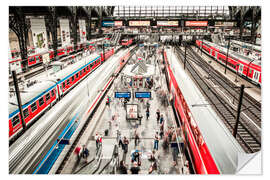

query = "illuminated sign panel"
[215, 21, 236, 27]
[114, 21, 123, 26]
[157, 21, 178, 26]
[185, 21, 208, 27]
[102, 21, 123, 27]
[135, 92, 151, 98]
[129, 21, 150, 26]
[115, 92, 131, 98]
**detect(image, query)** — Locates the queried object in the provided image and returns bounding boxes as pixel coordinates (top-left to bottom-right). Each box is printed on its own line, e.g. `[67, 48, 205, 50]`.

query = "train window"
[76, 73, 79, 78]
[62, 82, 66, 89]
[51, 89, 55, 97]
[67, 79, 70, 85]
[29, 57, 35, 62]
[80, 71, 82, 76]
[46, 93, 51, 101]
[12, 115, 20, 127]
[23, 109, 29, 118]
[90, 63, 93, 68]
[72, 76, 75, 81]
[39, 97, 44, 106]
[250, 69, 253, 74]
[87, 66, 89, 71]
[83, 69, 85, 73]
[31, 102, 37, 112]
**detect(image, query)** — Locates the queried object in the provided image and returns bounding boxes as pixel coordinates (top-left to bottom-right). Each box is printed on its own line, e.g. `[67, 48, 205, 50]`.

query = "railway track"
[9, 47, 134, 174]
[188, 46, 261, 128]
[174, 45, 261, 153]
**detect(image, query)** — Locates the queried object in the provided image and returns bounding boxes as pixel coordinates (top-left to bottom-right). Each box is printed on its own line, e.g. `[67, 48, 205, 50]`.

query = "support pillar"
[250, 7, 257, 44]
[233, 84, 245, 137]
[70, 7, 78, 51]
[9, 7, 30, 71]
[99, 6, 103, 35]
[46, 7, 58, 61]
[12, 71, 26, 131]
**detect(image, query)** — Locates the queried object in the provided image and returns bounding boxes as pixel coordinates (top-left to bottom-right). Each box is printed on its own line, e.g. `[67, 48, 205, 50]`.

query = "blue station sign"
[135, 92, 151, 98]
[115, 92, 131, 98]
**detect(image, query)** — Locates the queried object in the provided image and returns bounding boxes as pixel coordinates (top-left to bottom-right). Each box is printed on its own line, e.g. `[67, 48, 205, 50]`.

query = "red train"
[9, 38, 104, 74]
[121, 38, 133, 46]
[196, 40, 261, 86]
[9, 48, 115, 140]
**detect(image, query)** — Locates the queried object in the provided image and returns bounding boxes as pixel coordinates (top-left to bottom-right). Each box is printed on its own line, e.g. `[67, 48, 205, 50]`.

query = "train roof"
[166, 48, 244, 174]
[8, 80, 56, 117]
[202, 40, 261, 67]
[231, 40, 261, 52]
[49, 52, 101, 82]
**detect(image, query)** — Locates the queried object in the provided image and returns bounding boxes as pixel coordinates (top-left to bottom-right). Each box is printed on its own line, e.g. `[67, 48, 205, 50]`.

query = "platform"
[59, 48, 186, 174]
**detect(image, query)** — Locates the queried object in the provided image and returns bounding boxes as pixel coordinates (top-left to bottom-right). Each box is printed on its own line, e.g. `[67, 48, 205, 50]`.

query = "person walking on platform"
[106, 95, 111, 107]
[134, 130, 140, 147]
[74, 145, 82, 163]
[156, 109, 160, 124]
[130, 162, 140, 174]
[146, 109, 150, 120]
[123, 136, 129, 154]
[95, 133, 99, 150]
[119, 160, 128, 174]
[82, 145, 89, 163]
[159, 114, 164, 125]
[153, 132, 159, 151]
[160, 123, 164, 140]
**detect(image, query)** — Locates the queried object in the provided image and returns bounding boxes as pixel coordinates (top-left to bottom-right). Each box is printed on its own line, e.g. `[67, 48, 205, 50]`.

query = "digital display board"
[135, 92, 151, 98]
[157, 21, 179, 27]
[185, 21, 208, 27]
[215, 21, 236, 27]
[102, 21, 123, 27]
[114, 21, 123, 26]
[129, 21, 150, 26]
[115, 92, 131, 98]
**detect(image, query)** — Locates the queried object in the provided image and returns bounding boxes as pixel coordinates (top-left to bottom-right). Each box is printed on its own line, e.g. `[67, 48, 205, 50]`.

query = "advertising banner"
[215, 21, 236, 27]
[185, 21, 208, 27]
[157, 21, 179, 27]
[59, 19, 71, 47]
[129, 21, 150, 26]
[102, 21, 123, 27]
[78, 19, 86, 42]
[30, 17, 48, 50]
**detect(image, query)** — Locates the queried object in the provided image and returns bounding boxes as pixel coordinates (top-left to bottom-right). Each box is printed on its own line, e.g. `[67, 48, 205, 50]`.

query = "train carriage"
[196, 40, 261, 85]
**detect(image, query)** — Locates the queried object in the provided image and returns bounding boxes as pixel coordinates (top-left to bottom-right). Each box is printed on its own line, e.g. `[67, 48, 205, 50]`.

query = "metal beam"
[9, 7, 30, 71]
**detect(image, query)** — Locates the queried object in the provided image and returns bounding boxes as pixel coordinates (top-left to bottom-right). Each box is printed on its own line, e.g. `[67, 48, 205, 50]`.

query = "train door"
[238, 64, 244, 74]
[215, 51, 218, 60]
[253, 70, 260, 83]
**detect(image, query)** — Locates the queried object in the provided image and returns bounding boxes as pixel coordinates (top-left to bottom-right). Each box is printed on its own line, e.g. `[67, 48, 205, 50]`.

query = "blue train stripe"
[33, 113, 79, 174]
[9, 55, 101, 119]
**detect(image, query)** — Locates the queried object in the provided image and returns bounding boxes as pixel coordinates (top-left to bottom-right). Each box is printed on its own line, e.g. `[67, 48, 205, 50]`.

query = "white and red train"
[9, 38, 103, 74]
[121, 38, 134, 46]
[8, 48, 114, 140]
[164, 48, 244, 174]
[196, 40, 261, 86]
